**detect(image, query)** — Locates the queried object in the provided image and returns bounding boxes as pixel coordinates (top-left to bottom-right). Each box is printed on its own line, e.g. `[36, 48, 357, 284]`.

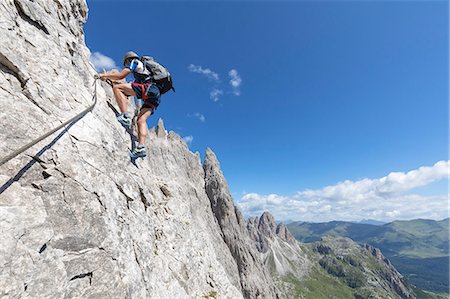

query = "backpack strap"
[168, 75, 175, 92]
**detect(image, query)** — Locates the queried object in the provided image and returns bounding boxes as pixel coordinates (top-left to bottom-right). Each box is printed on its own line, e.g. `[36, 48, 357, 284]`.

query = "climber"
[99, 51, 174, 159]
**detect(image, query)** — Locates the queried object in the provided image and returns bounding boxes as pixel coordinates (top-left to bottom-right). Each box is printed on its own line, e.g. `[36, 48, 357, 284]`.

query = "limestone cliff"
[0, 1, 277, 298]
[204, 150, 279, 298]
[246, 212, 312, 294]
[0, 1, 419, 298]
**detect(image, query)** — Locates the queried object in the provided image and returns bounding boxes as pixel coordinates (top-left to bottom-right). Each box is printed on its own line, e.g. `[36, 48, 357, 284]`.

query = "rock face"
[203, 149, 279, 299]
[312, 236, 416, 299]
[246, 212, 311, 286]
[0, 1, 277, 298]
[248, 212, 296, 253]
[363, 243, 415, 299]
[275, 223, 295, 243]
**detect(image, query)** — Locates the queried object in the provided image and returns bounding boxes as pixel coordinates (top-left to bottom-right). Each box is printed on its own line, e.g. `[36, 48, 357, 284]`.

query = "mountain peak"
[275, 222, 295, 243]
[156, 118, 166, 137]
[203, 151, 278, 298]
[205, 147, 219, 166]
[258, 211, 277, 235]
[246, 212, 296, 253]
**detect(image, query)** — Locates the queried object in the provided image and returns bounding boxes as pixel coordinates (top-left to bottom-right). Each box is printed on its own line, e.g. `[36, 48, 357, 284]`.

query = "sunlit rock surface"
[0, 1, 276, 298]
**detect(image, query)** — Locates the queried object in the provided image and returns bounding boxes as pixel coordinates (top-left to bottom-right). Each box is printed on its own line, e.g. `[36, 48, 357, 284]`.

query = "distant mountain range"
[287, 218, 449, 294]
[354, 219, 386, 226]
[248, 212, 418, 299]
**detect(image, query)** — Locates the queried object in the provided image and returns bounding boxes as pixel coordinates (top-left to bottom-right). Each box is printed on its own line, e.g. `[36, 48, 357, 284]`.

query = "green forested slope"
[287, 218, 449, 293]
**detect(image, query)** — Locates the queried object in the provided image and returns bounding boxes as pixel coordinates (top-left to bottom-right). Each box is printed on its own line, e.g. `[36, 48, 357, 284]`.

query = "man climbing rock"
[99, 51, 174, 159]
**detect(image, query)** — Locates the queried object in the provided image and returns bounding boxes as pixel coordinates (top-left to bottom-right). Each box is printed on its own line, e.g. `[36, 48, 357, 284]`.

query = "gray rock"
[258, 211, 277, 237]
[204, 149, 279, 299]
[275, 223, 294, 243]
[363, 243, 414, 298]
[0, 1, 416, 298]
[246, 212, 311, 282]
[0, 0, 267, 298]
[156, 118, 166, 138]
[314, 236, 416, 299]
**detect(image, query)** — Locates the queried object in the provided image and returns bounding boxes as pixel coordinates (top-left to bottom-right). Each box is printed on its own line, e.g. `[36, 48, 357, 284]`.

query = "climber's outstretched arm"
[100, 68, 131, 81]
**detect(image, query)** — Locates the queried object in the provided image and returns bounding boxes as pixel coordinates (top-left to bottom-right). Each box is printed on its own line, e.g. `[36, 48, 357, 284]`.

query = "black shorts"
[131, 82, 161, 112]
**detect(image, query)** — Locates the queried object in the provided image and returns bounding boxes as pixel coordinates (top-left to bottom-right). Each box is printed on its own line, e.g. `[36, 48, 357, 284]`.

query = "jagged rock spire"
[275, 223, 295, 243]
[258, 211, 277, 235]
[204, 148, 279, 299]
[246, 211, 296, 253]
[156, 118, 166, 138]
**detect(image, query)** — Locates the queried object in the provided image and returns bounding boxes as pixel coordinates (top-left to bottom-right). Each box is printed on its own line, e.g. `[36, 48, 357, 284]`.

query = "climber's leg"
[113, 83, 135, 113]
[113, 83, 135, 129]
[129, 107, 152, 159]
[136, 107, 153, 145]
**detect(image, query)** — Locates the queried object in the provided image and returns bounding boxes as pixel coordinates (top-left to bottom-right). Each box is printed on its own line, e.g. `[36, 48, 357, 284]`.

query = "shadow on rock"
[0, 116, 82, 194]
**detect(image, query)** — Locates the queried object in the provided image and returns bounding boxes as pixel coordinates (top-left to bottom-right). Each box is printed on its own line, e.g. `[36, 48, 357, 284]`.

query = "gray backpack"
[141, 56, 175, 94]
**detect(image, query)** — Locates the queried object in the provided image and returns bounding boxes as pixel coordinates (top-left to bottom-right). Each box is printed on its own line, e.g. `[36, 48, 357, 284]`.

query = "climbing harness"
[0, 78, 99, 167]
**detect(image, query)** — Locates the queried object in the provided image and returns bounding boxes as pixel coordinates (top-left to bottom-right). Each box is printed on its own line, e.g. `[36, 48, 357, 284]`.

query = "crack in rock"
[69, 134, 98, 148]
[0, 52, 28, 88]
[115, 183, 134, 203]
[132, 242, 150, 295]
[93, 191, 106, 211]
[139, 187, 150, 211]
[42, 170, 52, 179]
[38, 243, 47, 254]
[14, 0, 50, 35]
[159, 185, 171, 198]
[0, 54, 51, 115]
[69, 272, 93, 285]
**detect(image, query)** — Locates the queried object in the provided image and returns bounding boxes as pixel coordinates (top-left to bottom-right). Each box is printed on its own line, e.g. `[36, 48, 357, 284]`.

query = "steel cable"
[0, 78, 99, 167]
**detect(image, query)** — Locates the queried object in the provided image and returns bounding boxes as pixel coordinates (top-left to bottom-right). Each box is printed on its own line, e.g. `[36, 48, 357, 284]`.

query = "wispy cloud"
[228, 69, 242, 96]
[210, 89, 223, 102]
[188, 64, 242, 101]
[237, 161, 449, 222]
[90, 52, 118, 71]
[188, 64, 220, 82]
[188, 112, 206, 122]
[195, 113, 206, 122]
[182, 135, 194, 145]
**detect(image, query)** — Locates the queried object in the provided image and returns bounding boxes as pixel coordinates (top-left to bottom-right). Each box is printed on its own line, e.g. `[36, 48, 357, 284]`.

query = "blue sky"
[85, 0, 448, 222]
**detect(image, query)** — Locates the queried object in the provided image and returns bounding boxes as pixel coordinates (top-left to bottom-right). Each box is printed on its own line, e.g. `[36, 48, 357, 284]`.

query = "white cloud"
[196, 113, 205, 122]
[228, 69, 242, 96]
[90, 52, 118, 71]
[385, 210, 401, 218]
[182, 135, 193, 145]
[295, 160, 449, 202]
[210, 89, 223, 102]
[188, 64, 220, 82]
[188, 64, 242, 101]
[237, 161, 450, 222]
[188, 113, 206, 122]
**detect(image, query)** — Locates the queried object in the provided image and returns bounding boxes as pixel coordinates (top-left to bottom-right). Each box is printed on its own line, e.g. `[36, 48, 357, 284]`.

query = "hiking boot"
[117, 113, 131, 129]
[129, 146, 147, 159]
